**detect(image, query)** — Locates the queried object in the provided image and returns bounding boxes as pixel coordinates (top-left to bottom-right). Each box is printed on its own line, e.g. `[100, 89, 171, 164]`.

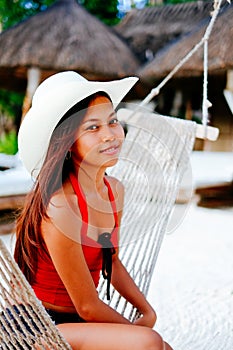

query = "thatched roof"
[138, 1, 233, 83]
[0, 0, 139, 92]
[115, 1, 213, 63]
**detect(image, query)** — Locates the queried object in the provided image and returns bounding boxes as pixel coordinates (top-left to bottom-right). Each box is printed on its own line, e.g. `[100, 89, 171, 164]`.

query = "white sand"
[148, 203, 233, 350]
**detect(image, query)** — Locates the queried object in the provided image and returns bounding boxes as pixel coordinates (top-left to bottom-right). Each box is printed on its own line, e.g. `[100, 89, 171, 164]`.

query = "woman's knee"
[140, 328, 164, 350]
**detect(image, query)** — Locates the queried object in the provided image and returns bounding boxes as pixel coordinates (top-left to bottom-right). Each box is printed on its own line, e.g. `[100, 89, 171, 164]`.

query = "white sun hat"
[18, 71, 138, 178]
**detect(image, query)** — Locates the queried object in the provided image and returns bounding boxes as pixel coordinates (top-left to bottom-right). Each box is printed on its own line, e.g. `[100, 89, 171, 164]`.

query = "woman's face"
[71, 95, 125, 168]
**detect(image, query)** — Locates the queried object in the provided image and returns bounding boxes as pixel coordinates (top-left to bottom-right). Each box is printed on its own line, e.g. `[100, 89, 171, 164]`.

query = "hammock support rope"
[138, 0, 223, 129]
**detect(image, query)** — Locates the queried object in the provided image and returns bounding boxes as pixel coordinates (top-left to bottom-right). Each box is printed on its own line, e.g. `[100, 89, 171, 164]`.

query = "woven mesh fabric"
[98, 109, 196, 320]
[0, 240, 72, 350]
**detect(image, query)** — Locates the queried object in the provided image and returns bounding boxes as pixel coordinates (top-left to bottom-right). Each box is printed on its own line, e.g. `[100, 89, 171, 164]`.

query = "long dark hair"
[14, 92, 111, 283]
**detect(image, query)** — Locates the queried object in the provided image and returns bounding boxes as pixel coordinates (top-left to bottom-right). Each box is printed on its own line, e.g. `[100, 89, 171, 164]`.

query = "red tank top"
[32, 174, 119, 307]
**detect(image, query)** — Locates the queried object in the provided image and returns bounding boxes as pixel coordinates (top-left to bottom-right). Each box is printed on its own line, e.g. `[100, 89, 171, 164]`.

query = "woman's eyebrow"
[82, 118, 99, 125]
[82, 112, 116, 125]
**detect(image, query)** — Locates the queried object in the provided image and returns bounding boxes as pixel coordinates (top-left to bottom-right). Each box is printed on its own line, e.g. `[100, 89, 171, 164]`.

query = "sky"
[118, 0, 147, 13]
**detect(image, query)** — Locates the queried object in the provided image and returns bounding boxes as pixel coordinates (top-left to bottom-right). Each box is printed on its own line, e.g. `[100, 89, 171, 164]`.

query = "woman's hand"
[133, 307, 157, 328]
[111, 255, 157, 328]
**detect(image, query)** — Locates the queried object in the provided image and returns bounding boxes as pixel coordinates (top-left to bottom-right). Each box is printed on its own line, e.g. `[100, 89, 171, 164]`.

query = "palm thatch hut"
[0, 0, 139, 115]
[137, 1, 233, 152]
[138, 1, 233, 81]
[115, 1, 213, 63]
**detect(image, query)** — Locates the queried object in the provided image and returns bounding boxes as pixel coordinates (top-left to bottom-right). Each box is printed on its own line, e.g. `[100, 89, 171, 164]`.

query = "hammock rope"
[0, 240, 72, 350]
[138, 0, 223, 128]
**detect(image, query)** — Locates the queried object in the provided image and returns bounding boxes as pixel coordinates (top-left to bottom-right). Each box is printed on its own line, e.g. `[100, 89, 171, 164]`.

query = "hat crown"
[33, 71, 87, 104]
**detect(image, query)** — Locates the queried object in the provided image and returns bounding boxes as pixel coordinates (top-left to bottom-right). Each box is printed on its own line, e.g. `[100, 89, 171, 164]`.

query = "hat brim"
[18, 75, 138, 177]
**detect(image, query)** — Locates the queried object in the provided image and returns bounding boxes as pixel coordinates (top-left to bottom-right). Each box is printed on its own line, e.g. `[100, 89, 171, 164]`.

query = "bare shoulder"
[47, 182, 79, 218]
[42, 182, 82, 244]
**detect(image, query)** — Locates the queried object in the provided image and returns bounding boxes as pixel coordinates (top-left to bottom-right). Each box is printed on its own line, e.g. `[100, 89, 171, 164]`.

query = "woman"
[14, 71, 173, 350]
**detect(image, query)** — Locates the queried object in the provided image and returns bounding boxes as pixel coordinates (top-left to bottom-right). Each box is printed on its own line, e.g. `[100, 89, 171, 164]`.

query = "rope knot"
[98, 232, 116, 300]
[98, 232, 112, 248]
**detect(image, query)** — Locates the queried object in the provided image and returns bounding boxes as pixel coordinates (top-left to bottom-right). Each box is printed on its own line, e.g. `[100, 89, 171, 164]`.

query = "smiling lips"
[99, 143, 121, 155]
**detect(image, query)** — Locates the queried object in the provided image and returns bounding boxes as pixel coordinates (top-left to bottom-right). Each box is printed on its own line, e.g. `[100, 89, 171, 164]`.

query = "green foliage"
[0, 1, 120, 30]
[0, 131, 18, 154]
[0, 0, 55, 30]
[78, 0, 120, 25]
[0, 90, 23, 154]
[0, 90, 24, 118]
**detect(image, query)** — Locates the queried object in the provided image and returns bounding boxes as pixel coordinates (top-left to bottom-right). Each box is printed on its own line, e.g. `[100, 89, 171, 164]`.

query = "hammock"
[0, 0, 222, 347]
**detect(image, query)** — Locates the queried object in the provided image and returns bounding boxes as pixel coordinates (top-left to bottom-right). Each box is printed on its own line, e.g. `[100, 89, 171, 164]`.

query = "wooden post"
[185, 100, 205, 150]
[224, 70, 233, 115]
[21, 67, 41, 121]
[226, 69, 233, 91]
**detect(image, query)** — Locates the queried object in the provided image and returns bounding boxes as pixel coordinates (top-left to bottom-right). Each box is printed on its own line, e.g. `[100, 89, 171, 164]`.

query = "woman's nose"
[102, 134, 115, 142]
[101, 126, 115, 142]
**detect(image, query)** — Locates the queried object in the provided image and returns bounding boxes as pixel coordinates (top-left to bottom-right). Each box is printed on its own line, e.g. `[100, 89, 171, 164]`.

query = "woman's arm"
[111, 253, 156, 328]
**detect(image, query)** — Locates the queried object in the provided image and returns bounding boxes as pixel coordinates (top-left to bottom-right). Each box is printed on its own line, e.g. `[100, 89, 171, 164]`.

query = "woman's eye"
[109, 118, 119, 125]
[87, 125, 98, 131]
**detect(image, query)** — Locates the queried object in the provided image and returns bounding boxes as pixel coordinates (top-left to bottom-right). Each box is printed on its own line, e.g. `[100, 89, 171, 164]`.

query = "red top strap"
[69, 173, 119, 243]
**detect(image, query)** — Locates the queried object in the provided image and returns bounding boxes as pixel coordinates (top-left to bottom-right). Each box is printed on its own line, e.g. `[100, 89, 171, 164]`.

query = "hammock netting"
[0, 240, 72, 349]
[98, 108, 196, 319]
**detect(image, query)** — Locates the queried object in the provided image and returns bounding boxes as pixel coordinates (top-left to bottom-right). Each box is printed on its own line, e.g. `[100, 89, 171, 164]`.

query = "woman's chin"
[102, 157, 119, 168]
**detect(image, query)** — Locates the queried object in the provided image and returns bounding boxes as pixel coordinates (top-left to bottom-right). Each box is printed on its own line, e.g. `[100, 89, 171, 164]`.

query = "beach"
[149, 201, 233, 350]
